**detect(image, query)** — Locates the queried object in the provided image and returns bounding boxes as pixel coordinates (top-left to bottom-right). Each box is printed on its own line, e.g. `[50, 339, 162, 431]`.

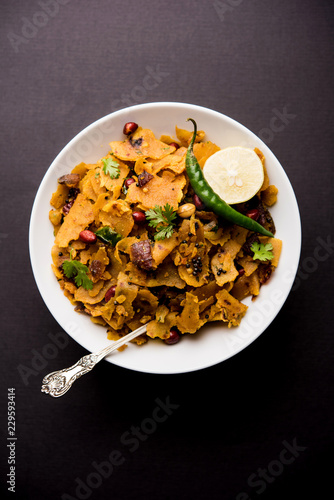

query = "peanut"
[177, 203, 196, 218]
[79, 230, 97, 244]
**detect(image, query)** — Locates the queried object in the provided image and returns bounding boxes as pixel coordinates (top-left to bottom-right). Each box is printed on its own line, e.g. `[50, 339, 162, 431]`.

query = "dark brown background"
[1, 1, 333, 499]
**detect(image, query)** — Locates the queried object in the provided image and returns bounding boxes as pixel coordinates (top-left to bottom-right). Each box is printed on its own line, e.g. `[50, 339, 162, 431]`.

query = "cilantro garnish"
[251, 242, 274, 261]
[102, 158, 120, 179]
[153, 224, 175, 240]
[145, 203, 177, 241]
[95, 226, 122, 246]
[62, 250, 93, 290]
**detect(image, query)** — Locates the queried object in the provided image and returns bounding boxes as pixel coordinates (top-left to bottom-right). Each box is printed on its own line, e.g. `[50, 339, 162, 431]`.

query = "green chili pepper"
[185, 118, 274, 238]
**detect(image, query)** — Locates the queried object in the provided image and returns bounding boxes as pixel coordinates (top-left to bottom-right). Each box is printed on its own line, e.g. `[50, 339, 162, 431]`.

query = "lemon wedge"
[203, 147, 264, 204]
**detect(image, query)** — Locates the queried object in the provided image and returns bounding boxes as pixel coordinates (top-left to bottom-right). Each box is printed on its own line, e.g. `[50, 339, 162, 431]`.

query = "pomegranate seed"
[79, 230, 97, 244]
[132, 211, 146, 224]
[169, 142, 180, 150]
[105, 286, 116, 303]
[124, 177, 135, 189]
[193, 194, 205, 210]
[164, 328, 181, 345]
[245, 208, 260, 220]
[123, 122, 138, 135]
[238, 268, 245, 276]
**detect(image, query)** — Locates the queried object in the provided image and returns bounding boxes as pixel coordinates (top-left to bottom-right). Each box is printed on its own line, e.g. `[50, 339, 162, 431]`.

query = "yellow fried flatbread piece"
[125, 171, 186, 210]
[55, 193, 94, 248]
[110, 128, 175, 161]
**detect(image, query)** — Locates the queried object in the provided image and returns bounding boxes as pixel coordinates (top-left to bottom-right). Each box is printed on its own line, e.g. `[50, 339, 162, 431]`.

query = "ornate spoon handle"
[41, 324, 147, 398]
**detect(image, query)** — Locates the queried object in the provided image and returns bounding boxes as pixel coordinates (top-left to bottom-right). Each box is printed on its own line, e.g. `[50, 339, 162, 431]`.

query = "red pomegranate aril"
[123, 122, 138, 135]
[193, 194, 205, 210]
[238, 268, 245, 276]
[245, 208, 260, 221]
[105, 286, 116, 303]
[169, 142, 180, 150]
[164, 328, 181, 345]
[79, 230, 97, 244]
[124, 177, 135, 189]
[132, 211, 146, 224]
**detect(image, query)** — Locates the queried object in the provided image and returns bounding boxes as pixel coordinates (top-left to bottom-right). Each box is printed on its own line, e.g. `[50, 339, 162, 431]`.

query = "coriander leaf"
[74, 268, 93, 289]
[145, 203, 176, 228]
[145, 203, 177, 240]
[154, 225, 175, 241]
[251, 242, 274, 262]
[102, 157, 120, 179]
[62, 259, 76, 278]
[95, 226, 122, 246]
[62, 258, 93, 290]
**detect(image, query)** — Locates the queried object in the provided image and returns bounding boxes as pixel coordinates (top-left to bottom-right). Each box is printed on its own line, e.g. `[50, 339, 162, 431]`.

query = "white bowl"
[29, 102, 301, 374]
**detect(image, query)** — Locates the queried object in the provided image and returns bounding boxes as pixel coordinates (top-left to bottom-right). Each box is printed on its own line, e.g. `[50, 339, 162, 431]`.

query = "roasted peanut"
[105, 286, 116, 302]
[79, 230, 97, 244]
[164, 328, 181, 345]
[193, 194, 205, 210]
[123, 122, 138, 135]
[124, 177, 135, 189]
[132, 211, 146, 224]
[177, 203, 196, 218]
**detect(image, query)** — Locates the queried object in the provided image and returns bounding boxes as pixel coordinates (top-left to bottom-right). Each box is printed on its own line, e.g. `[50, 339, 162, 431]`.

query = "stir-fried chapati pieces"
[49, 121, 281, 345]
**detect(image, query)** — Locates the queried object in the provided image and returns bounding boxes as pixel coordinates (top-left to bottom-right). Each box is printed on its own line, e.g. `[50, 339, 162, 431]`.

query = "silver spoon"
[41, 324, 147, 398]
